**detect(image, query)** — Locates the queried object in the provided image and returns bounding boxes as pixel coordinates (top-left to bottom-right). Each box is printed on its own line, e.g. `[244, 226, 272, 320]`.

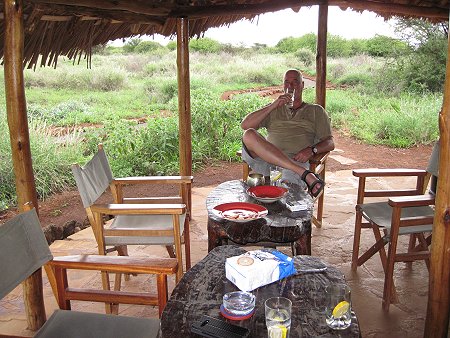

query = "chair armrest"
[49, 255, 178, 275]
[309, 152, 329, 165]
[113, 176, 193, 185]
[90, 203, 186, 215]
[353, 168, 427, 178]
[388, 194, 435, 208]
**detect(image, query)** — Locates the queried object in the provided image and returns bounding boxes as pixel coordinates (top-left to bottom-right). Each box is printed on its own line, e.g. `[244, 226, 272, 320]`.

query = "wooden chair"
[351, 142, 439, 311]
[237, 149, 330, 227]
[72, 144, 193, 286]
[0, 207, 178, 338]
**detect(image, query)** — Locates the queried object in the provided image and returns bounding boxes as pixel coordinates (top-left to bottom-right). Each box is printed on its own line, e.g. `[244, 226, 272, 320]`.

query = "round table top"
[206, 180, 314, 245]
[160, 245, 361, 337]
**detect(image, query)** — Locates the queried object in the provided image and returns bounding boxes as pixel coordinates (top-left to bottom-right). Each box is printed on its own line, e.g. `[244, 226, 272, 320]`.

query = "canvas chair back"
[426, 140, 440, 195]
[0, 209, 52, 300]
[72, 147, 113, 208]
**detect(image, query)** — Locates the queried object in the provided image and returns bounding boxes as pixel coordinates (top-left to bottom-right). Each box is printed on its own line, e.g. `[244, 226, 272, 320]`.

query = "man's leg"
[242, 128, 323, 195]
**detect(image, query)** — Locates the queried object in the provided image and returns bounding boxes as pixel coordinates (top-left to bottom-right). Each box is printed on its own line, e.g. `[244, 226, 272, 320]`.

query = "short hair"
[284, 69, 302, 82]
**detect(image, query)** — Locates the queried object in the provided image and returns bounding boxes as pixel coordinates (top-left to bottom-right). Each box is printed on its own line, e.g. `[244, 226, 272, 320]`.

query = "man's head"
[284, 69, 304, 101]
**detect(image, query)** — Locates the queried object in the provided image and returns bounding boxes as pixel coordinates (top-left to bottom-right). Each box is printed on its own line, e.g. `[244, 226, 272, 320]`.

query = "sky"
[133, 6, 398, 47]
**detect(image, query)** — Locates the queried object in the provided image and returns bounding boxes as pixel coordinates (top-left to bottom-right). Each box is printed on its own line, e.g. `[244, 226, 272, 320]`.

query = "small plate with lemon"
[247, 185, 288, 204]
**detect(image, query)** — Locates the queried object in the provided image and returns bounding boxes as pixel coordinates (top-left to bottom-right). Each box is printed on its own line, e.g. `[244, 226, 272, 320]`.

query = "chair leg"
[406, 234, 416, 268]
[166, 245, 175, 258]
[382, 215, 401, 311]
[183, 218, 191, 271]
[243, 161, 250, 182]
[351, 210, 363, 271]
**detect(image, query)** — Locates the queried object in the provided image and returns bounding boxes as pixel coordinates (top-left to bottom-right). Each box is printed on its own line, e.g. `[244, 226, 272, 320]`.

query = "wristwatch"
[311, 146, 318, 155]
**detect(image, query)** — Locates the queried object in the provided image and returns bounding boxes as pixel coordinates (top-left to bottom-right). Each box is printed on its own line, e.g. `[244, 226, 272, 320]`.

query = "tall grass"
[0, 50, 442, 210]
[0, 111, 85, 209]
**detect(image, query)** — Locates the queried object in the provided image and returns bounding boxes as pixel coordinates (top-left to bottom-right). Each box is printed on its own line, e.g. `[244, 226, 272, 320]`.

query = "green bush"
[189, 38, 222, 53]
[134, 41, 166, 54]
[123, 38, 142, 53]
[366, 35, 409, 57]
[294, 48, 314, 67]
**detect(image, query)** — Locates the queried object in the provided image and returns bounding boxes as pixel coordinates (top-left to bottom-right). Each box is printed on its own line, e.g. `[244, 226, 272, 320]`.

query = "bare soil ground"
[0, 130, 431, 231]
[0, 84, 432, 232]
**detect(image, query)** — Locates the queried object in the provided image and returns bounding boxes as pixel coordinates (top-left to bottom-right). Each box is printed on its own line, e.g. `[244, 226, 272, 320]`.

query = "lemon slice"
[273, 172, 282, 181]
[332, 301, 350, 318]
[268, 324, 288, 338]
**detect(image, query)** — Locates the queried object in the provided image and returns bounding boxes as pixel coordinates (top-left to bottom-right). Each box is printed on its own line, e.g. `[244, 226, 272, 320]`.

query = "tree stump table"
[160, 245, 361, 337]
[206, 180, 314, 255]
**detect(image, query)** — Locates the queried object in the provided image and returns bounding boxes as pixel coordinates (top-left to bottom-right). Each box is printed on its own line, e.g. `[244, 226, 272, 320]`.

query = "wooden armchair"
[0, 208, 177, 338]
[72, 144, 193, 286]
[351, 142, 439, 310]
[237, 149, 330, 227]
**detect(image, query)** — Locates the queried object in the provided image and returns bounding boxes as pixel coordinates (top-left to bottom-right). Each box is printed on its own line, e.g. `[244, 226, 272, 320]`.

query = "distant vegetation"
[0, 19, 446, 210]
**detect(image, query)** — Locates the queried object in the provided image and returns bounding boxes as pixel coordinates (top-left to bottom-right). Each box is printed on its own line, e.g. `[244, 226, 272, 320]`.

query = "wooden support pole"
[3, 0, 46, 330]
[315, 4, 328, 108]
[176, 17, 192, 217]
[423, 27, 450, 338]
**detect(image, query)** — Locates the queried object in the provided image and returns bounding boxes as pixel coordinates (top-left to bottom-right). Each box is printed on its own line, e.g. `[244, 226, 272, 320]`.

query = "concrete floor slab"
[0, 170, 446, 337]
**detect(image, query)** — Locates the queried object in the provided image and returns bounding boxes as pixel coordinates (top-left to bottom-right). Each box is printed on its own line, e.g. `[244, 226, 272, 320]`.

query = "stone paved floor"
[0, 168, 440, 337]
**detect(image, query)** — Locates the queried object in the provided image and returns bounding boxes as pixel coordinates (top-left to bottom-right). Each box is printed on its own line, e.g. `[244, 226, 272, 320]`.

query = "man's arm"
[292, 136, 335, 163]
[241, 94, 290, 130]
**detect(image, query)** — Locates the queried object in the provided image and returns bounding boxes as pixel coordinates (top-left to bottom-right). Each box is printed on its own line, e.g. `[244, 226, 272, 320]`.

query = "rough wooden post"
[315, 4, 328, 108]
[3, 0, 46, 330]
[176, 17, 192, 217]
[423, 32, 450, 338]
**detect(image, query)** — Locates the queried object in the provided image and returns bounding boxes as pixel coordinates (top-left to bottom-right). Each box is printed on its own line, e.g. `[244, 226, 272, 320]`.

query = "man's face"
[283, 71, 303, 94]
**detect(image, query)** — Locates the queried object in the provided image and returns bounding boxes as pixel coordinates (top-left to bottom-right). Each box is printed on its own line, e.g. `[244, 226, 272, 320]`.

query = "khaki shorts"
[241, 142, 309, 186]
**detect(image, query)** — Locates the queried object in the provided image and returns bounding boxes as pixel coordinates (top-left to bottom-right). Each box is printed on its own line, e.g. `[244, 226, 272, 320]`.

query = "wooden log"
[176, 17, 192, 221]
[4, 0, 45, 330]
[315, 4, 328, 108]
[423, 34, 450, 337]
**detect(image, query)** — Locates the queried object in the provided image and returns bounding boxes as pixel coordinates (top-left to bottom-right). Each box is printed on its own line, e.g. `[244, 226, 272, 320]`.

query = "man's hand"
[292, 147, 313, 163]
[275, 92, 292, 108]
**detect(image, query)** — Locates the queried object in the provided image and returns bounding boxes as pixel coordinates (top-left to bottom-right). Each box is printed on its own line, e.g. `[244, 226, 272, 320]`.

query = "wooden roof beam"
[30, 0, 171, 16]
[170, 0, 448, 20]
[170, 0, 313, 18]
[331, 0, 449, 20]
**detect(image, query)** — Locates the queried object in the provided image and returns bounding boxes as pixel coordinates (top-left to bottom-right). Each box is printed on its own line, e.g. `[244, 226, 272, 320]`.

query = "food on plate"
[221, 209, 258, 220]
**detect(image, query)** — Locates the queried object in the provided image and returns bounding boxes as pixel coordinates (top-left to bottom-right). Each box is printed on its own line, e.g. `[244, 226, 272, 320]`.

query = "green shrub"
[189, 38, 222, 53]
[134, 41, 165, 54]
[123, 38, 142, 53]
[294, 48, 314, 67]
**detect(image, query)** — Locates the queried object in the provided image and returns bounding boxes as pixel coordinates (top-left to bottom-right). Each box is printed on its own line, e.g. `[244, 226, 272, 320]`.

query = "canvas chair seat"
[359, 202, 434, 235]
[106, 214, 186, 246]
[35, 310, 160, 338]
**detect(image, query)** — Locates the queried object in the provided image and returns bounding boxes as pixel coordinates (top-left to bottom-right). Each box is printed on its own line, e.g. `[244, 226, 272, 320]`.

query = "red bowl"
[247, 186, 287, 203]
[247, 185, 287, 198]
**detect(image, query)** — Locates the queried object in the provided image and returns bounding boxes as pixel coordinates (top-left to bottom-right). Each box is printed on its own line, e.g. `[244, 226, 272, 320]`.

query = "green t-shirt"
[260, 103, 332, 156]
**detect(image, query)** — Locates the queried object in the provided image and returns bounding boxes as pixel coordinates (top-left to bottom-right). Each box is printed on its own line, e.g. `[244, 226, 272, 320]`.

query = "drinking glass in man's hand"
[285, 88, 295, 109]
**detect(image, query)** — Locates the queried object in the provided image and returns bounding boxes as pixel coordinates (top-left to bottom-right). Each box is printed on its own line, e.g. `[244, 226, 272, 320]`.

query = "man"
[241, 69, 335, 197]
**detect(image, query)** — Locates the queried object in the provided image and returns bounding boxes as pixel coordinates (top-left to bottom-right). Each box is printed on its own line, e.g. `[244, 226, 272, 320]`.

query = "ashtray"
[222, 291, 255, 319]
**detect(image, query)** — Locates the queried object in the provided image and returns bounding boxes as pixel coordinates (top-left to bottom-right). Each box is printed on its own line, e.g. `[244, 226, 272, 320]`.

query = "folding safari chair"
[0, 207, 178, 337]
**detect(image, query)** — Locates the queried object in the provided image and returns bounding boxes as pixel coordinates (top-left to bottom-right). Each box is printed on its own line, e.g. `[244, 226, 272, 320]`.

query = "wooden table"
[160, 245, 361, 337]
[206, 180, 314, 255]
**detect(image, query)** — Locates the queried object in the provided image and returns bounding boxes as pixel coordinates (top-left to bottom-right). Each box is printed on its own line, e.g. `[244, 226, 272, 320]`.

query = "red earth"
[0, 130, 431, 232]
[0, 83, 433, 232]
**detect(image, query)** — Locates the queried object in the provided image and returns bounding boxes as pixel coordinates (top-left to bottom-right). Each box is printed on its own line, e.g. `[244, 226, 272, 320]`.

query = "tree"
[393, 18, 448, 92]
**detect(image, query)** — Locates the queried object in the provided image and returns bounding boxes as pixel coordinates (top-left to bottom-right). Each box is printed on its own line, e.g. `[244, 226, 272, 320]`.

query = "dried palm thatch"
[0, 0, 448, 68]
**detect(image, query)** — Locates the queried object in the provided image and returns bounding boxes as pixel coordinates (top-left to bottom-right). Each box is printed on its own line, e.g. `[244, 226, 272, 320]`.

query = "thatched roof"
[0, 0, 449, 68]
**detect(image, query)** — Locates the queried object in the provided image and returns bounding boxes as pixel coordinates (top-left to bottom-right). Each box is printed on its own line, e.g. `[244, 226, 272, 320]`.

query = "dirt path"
[0, 80, 433, 232]
[0, 129, 431, 232]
